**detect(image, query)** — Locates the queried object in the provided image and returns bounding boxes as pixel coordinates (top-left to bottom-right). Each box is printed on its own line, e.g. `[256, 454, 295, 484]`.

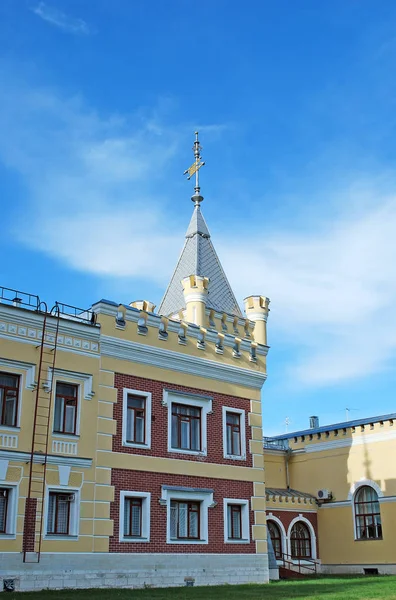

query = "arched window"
[290, 521, 312, 558]
[268, 520, 282, 559]
[354, 485, 382, 540]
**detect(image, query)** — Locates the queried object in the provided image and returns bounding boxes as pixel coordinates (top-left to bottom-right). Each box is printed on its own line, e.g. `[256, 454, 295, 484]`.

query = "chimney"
[309, 416, 319, 429]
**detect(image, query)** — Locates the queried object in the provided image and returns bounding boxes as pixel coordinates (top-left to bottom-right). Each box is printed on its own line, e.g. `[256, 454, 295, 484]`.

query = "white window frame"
[267, 513, 287, 565]
[52, 378, 81, 438]
[161, 486, 214, 544]
[350, 481, 383, 541]
[44, 486, 80, 540]
[0, 362, 35, 430]
[122, 389, 152, 449]
[163, 390, 212, 457]
[0, 483, 18, 539]
[119, 491, 151, 542]
[223, 498, 250, 543]
[287, 515, 317, 561]
[222, 406, 246, 460]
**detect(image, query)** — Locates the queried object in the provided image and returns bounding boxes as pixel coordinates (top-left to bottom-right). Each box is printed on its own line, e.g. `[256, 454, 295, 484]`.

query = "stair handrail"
[280, 551, 317, 575]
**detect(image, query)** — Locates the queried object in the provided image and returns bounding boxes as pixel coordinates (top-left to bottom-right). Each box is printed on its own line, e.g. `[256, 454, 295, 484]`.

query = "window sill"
[354, 537, 383, 542]
[0, 534, 16, 540]
[122, 441, 151, 450]
[0, 425, 20, 432]
[44, 535, 78, 541]
[168, 447, 207, 457]
[52, 433, 80, 440]
[120, 536, 149, 543]
[225, 538, 250, 544]
[168, 538, 208, 545]
[224, 454, 246, 461]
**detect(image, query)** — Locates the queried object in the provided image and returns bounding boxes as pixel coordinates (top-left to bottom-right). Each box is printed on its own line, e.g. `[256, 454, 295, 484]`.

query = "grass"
[6, 576, 396, 600]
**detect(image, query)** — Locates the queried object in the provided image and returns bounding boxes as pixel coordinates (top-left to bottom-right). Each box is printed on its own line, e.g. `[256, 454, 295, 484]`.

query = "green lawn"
[7, 576, 396, 600]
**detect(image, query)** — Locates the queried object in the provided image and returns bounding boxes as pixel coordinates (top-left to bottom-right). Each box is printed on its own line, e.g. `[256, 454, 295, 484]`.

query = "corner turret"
[244, 295, 270, 345]
[182, 275, 209, 326]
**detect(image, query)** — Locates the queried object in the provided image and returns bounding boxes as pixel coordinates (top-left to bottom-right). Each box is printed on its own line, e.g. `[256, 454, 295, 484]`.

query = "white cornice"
[93, 301, 268, 357]
[304, 429, 396, 453]
[0, 449, 92, 468]
[101, 335, 267, 389]
[0, 306, 100, 342]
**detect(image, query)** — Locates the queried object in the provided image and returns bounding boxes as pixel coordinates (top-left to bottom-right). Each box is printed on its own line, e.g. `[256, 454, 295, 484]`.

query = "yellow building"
[264, 413, 396, 575]
[0, 133, 272, 592]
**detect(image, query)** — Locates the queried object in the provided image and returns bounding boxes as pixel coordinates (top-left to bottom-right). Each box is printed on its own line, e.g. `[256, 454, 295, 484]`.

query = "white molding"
[0, 449, 92, 469]
[44, 368, 94, 400]
[0, 358, 36, 391]
[222, 406, 246, 461]
[101, 335, 267, 389]
[223, 498, 250, 543]
[164, 390, 211, 457]
[287, 515, 317, 560]
[305, 430, 396, 453]
[0, 481, 19, 538]
[267, 514, 287, 555]
[119, 491, 151, 542]
[348, 479, 384, 500]
[122, 388, 152, 450]
[160, 486, 213, 545]
[43, 485, 80, 539]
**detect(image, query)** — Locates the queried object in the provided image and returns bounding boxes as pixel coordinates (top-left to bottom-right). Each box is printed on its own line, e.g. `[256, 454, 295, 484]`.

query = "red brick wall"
[22, 498, 37, 553]
[109, 469, 255, 554]
[266, 510, 319, 558]
[113, 373, 253, 467]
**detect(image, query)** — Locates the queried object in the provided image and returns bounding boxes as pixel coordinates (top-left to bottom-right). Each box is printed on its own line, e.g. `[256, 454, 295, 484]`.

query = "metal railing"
[0, 285, 97, 326]
[280, 552, 318, 575]
[264, 437, 290, 450]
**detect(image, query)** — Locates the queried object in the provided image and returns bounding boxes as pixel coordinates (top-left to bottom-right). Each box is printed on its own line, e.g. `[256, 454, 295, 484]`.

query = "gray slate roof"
[158, 205, 242, 318]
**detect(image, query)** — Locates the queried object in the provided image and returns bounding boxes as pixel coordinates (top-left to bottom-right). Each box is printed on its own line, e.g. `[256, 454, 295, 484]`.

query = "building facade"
[0, 136, 272, 592]
[264, 413, 396, 576]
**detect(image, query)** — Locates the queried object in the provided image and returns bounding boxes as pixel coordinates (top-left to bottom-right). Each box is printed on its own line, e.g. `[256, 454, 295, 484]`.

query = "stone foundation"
[321, 563, 396, 575]
[0, 553, 269, 592]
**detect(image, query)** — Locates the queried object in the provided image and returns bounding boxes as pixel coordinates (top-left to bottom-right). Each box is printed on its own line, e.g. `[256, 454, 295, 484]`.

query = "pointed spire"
[158, 132, 242, 318]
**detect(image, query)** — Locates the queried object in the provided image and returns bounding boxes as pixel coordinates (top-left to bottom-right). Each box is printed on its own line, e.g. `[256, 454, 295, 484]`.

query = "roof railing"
[0, 285, 41, 311]
[263, 437, 289, 450]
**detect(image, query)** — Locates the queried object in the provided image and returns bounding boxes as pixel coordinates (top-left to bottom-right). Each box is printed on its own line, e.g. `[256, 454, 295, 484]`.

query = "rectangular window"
[170, 500, 200, 540]
[0, 488, 9, 534]
[126, 395, 146, 444]
[171, 404, 201, 451]
[226, 412, 241, 456]
[124, 497, 142, 537]
[227, 504, 242, 539]
[54, 383, 78, 435]
[0, 373, 19, 428]
[47, 492, 73, 535]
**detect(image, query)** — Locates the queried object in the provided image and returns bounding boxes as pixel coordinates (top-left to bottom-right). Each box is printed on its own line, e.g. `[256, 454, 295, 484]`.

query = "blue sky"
[1, 1, 396, 435]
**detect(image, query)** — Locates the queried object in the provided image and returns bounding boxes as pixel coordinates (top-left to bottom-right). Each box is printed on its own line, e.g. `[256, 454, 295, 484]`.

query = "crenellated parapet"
[91, 299, 269, 376]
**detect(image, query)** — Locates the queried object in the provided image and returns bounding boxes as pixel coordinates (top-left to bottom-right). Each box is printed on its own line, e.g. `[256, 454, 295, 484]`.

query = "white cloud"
[219, 189, 396, 386]
[1, 70, 395, 390]
[31, 2, 92, 35]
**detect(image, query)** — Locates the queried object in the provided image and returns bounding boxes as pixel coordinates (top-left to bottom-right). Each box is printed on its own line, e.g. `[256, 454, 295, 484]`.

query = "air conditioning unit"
[317, 489, 331, 501]
[59, 494, 75, 502]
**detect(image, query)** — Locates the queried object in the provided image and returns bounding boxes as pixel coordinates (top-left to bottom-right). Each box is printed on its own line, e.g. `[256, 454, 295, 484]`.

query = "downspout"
[285, 445, 292, 490]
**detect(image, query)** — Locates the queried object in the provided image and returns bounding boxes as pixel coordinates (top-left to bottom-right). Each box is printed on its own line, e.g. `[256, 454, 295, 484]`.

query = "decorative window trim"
[163, 390, 212, 457]
[122, 389, 152, 450]
[52, 380, 81, 437]
[348, 479, 384, 500]
[119, 491, 151, 542]
[223, 498, 250, 543]
[160, 486, 214, 544]
[0, 361, 36, 429]
[287, 515, 317, 560]
[222, 406, 246, 460]
[44, 368, 94, 400]
[351, 482, 382, 541]
[0, 483, 18, 539]
[267, 513, 287, 562]
[44, 486, 80, 540]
